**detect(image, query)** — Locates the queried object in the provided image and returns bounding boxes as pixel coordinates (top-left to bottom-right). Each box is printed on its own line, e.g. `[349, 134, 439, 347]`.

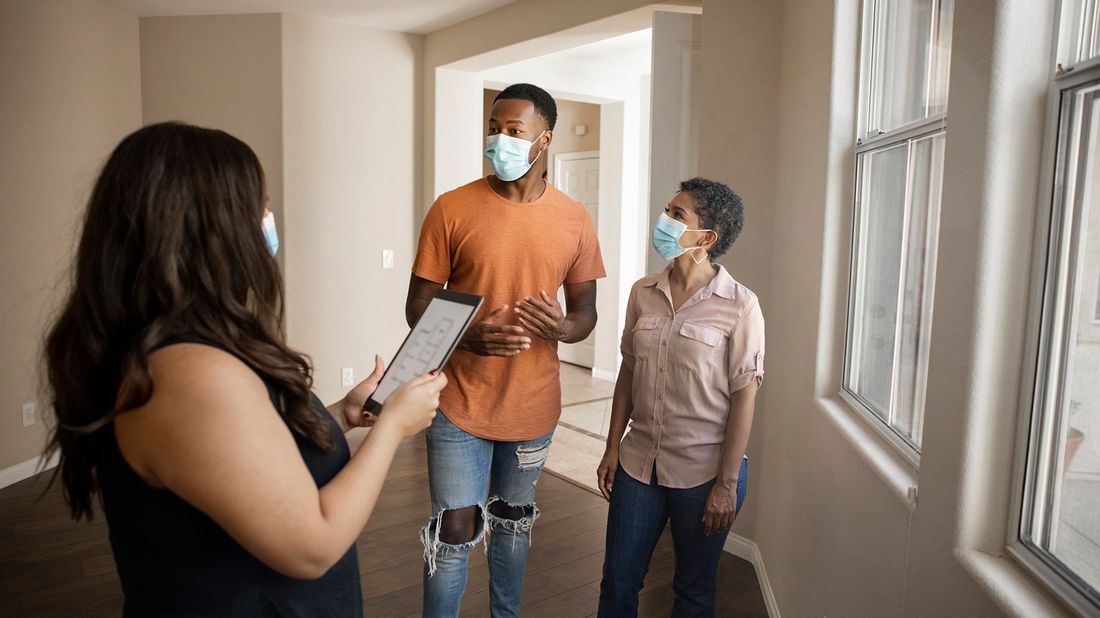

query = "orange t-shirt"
[412, 178, 606, 440]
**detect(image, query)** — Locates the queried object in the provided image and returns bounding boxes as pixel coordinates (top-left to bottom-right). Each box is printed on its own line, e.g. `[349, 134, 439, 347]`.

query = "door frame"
[552, 150, 601, 370]
[552, 150, 601, 187]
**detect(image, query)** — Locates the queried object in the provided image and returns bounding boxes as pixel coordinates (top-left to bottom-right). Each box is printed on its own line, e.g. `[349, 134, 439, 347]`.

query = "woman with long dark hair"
[43, 122, 444, 615]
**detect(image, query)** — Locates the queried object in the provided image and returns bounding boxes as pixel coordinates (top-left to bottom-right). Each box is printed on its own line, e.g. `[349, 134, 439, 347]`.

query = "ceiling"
[547, 28, 652, 76]
[98, 0, 519, 35]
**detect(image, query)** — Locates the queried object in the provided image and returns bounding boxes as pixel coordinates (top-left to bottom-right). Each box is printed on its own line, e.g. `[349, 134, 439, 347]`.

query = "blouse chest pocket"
[672, 320, 727, 378]
[630, 315, 663, 362]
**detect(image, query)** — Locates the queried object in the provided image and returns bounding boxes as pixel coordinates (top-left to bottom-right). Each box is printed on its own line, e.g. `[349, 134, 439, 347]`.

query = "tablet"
[364, 289, 483, 412]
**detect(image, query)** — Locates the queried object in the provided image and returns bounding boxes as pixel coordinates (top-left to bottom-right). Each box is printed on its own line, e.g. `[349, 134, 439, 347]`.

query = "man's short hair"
[494, 83, 558, 131]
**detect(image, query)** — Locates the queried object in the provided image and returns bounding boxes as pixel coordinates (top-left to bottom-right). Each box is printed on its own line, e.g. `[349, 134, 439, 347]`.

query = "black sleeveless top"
[97, 342, 362, 616]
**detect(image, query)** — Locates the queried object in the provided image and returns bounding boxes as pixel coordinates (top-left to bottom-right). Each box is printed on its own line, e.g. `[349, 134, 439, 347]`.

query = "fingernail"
[429, 368, 440, 376]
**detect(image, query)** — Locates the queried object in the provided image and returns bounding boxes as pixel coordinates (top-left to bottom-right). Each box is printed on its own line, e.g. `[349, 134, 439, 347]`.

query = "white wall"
[0, 0, 142, 474]
[281, 16, 423, 404]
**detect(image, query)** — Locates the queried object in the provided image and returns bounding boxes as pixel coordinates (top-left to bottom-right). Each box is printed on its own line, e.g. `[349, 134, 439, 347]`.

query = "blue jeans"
[421, 412, 554, 618]
[598, 459, 748, 618]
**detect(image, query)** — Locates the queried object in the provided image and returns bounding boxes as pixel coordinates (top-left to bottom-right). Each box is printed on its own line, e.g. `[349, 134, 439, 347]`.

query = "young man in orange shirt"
[407, 83, 606, 616]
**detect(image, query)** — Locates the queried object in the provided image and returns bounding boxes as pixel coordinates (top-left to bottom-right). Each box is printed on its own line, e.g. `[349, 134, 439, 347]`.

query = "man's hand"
[515, 290, 569, 341]
[462, 305, 532, 356]
[702, 482, 738, 535]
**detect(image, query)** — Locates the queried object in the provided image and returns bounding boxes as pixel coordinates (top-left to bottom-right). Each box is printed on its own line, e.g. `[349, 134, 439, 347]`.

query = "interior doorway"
[554, 151, 600, 368]
[431, 6, 703, 482]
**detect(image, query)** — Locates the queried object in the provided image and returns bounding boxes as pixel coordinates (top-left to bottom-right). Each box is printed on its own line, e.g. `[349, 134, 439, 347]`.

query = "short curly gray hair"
[679, 177, 744, 259]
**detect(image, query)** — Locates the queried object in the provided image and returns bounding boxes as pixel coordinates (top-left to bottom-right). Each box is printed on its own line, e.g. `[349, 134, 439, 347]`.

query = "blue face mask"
[651, 213, 712, 262]
[261, 210, 279, 256]
[484, 131, 546, 182]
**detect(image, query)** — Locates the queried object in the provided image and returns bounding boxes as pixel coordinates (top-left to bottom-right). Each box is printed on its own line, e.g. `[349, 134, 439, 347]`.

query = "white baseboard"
[725, 533, 780, 618]
[591, 368, 616, 383]
[0, 451, 60, 491]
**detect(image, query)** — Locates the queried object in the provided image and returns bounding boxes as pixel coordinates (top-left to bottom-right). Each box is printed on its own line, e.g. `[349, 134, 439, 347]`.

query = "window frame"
[842, 0, 953, 462]
[1008, 14, 1100, 610]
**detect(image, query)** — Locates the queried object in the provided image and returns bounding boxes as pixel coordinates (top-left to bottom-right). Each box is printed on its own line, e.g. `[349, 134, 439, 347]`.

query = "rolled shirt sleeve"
[728, 298, 765, 393]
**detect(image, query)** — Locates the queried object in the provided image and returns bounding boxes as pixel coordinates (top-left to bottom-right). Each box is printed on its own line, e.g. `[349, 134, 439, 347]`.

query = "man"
[407, 83, 605, 617]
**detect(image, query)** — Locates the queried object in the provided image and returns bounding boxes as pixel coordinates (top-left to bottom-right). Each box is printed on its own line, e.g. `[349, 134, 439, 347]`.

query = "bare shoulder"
[145, 343, 264, 396]
[114, 343, 276, 486]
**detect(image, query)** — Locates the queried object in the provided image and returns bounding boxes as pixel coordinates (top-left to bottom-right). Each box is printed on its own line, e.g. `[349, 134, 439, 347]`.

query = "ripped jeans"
[421, 411, 553, 618]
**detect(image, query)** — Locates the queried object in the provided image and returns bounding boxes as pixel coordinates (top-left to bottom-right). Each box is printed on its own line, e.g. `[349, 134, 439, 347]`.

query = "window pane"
[1094, 275, 1100, 321]
[893, 132, 945, 447]
[1026, 82, 1100, 603]
[847, 143, 908, 418]
[846, 132, 945, 449]
[1061, 0, 1100, 67]
[862, 0, 953, 136]
[1049, 95, 1100, 592]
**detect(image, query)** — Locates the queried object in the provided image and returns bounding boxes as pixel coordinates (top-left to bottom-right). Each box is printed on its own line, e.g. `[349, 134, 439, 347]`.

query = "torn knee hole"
[437, 505, 483, 545]
[488, 501, 532, 521]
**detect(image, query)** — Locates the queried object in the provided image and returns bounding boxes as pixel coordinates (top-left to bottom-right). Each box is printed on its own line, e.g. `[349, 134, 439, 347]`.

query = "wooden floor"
[0, 436, 768, 616]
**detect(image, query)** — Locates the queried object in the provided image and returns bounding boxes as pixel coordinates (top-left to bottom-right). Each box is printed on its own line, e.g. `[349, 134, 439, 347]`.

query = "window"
[842, 0, 954, 454]
[1015, 1, 1100, 612]
[1094, 278, 1100, 322]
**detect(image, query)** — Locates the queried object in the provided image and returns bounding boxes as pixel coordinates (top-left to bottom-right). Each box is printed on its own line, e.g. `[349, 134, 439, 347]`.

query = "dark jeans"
[598, 459, 748, 618]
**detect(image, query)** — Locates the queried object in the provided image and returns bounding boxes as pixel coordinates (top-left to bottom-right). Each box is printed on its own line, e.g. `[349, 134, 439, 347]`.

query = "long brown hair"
[44, 122, 331, 521]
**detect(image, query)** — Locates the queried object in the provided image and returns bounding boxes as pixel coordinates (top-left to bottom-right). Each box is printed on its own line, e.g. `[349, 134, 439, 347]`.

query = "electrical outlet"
[341, 367, 354, 387]
[382, 249, 394, 269]
[21, 402, 35, 427]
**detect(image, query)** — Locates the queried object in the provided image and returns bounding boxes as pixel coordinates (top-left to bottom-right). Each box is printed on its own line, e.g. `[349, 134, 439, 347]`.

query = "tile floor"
[547, 363, 616, 494]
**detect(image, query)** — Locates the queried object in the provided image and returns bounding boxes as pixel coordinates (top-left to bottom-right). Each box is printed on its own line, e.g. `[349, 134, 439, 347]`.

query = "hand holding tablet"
[363, 289, 483, 413]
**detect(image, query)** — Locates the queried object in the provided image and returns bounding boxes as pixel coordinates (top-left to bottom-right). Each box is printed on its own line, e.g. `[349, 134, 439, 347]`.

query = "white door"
[554, 152, 599, 368]
[648, 11, 702, 274]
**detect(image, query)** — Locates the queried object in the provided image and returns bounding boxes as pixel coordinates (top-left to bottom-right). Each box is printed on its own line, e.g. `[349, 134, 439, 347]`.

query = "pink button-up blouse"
[617, 263, 765, 489]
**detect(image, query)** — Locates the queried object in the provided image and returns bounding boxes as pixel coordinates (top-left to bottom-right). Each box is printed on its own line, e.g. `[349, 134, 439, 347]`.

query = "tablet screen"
[367, 290, 482, 410]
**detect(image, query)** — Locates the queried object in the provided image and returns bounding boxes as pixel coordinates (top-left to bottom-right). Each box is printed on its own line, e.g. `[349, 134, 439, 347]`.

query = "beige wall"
[0, 0, 142, 473]
[548, 98, 602, 181]
[698, 0, 1067, 615]
[282, 16, 423, 403]
[481, 88, 601, 181]
[139, 14, 285, 265]
[138, 14, 422, 404]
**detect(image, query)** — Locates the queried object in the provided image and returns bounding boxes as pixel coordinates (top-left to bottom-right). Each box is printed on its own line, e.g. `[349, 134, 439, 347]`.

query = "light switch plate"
[382, 249, 395, 269]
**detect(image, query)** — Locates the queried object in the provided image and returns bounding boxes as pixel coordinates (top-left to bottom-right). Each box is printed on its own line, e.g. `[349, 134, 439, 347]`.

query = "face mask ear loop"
[685, 229, 714, 264]
[529, 130, 547, 166]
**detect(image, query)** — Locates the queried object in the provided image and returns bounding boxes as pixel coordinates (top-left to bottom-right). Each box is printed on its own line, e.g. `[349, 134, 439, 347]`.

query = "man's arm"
[405, 274, 443, 327]
[514, 280, 597, 343]
[561, 280, 597, 343]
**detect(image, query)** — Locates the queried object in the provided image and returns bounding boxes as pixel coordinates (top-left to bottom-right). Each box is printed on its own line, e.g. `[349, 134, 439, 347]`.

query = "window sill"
[815, 396, 919, 511]
[956, 548, 1074, 617]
